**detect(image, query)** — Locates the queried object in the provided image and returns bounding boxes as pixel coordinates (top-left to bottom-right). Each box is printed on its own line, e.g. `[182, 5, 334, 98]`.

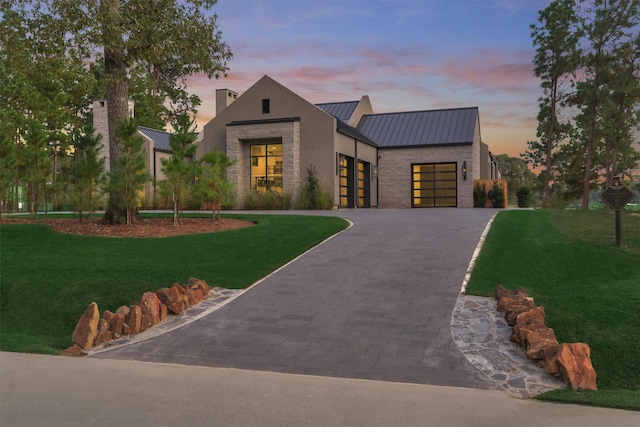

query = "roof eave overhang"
[377, 141, 473, 149]
[227, 117, 301, 127]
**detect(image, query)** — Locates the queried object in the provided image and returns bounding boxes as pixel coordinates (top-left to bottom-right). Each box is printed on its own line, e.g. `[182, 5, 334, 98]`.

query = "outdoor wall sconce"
[336, 152, 346, 175]
[462, 161, 467, 180]
[373, 165, 378, 180]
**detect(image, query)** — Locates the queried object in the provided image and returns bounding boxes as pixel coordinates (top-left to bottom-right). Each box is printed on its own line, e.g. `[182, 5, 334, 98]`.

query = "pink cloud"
[186, 38, 542, 158]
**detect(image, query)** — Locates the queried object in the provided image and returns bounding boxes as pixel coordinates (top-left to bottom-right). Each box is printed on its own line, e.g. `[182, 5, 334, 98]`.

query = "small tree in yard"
[297, 164, 333, 209]
[21, 119, 53, 218]
[104, 118, 150, 225]
[195, 150, 234, 220]
[160, 114, 198, 226]
[70, 125, 106, 221]
[298, 165, 320, 210]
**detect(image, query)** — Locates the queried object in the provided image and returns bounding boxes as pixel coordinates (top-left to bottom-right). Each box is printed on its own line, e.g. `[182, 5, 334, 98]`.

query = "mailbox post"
[599, 177, 637, 247]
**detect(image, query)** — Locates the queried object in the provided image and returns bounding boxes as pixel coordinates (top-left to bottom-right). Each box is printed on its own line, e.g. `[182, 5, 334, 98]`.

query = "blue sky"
[189, 0, 553, 157]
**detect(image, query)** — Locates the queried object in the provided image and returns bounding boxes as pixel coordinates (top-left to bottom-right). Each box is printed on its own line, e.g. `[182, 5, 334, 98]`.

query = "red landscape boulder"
[115, 305, 130, 318]
[523, 327, 558, 360]
[495, 285, 528, 312]
[157, 286, 187, 315]
[126, 305, 142, 335]
[72, 302, 100, 350]
[185, 287, 204, 305]
[62, 344, 87, 357]
[140, 292, 163, 326]
[556, 343, 598, 391]
[187, 277, 210, 296]
[93, 318, 112, 346]
[504, 297, 537, 326]
[103, 310, 124, 339]
[510, 306, 546, 344]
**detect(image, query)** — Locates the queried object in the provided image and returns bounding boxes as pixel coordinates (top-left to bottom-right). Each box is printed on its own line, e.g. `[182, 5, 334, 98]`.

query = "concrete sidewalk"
[1, 352, 637, 427]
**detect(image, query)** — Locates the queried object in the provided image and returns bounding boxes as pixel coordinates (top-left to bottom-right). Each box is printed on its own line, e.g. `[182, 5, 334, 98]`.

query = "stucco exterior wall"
[141, 129, 171, 208]
[199, 76, 487, 210]
[480, 142, 490, 179]
[200, 76, 338, 206]
[334, 133, 378, 207]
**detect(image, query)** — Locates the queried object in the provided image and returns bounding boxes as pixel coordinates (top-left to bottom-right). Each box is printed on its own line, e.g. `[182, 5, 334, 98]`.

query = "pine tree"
[70, 125, 106, 221]
[574, 0, 640, 209]
[528, 0, 581, 208]
[195, 150, 235, 221]
[104, 118, 150, 225]
[160, 114, 198, 226]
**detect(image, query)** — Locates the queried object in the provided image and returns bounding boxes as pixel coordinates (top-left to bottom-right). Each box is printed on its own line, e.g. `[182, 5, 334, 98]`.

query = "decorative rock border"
[495, 285, 598, 391]
[63, 278, 218, 356]
[451, 295, 564, 398]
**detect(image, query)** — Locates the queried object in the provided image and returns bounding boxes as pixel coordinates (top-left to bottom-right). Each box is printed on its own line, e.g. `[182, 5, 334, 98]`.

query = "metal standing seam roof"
[316, 101, 378, 147]
[138, 126, 172, 152]
[356, 107, 479, 148]
[316, 101, 359, 123]
[336, 120, 378, 147]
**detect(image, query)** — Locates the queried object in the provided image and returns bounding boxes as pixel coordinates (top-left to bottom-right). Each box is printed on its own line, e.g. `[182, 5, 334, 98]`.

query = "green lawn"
[466, 209, 640, 411]
[0, 213, 348, 354]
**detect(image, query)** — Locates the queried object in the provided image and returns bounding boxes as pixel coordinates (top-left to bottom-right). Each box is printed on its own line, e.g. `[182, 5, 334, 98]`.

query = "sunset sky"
[188, 0, 553, 158]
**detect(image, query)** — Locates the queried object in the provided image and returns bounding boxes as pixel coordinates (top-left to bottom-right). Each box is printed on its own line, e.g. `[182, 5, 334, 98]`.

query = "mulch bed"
[1, 217, 255, 238]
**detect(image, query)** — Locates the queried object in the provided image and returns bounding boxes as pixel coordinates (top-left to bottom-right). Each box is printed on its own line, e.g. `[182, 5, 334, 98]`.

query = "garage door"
[412, 163, 457, 207]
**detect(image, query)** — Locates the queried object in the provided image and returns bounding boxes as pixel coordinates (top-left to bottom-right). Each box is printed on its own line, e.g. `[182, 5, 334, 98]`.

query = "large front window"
[412, 162, 457, 207]
[251, 143, 283, 194]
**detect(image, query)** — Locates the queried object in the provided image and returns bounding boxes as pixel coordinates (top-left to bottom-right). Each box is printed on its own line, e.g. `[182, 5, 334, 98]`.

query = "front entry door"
[339, 155, 355, 208]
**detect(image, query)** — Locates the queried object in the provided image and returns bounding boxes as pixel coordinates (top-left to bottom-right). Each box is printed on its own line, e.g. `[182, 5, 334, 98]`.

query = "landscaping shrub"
[473, 182, 487, 207]
[297, 165, 334, 210]
[243, 190, 287, 210]
[517, 185, 532, 208]
[491, 182, 505, 208]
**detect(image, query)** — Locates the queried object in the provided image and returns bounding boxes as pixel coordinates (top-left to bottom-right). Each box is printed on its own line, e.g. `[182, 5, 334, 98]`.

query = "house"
[92, 99, 174, 208]
[198, 75, 500, 208]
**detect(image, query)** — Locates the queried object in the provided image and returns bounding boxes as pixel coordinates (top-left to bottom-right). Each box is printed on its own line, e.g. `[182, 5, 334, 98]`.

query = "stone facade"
[93, 100, 110, 171]
[199, 76, 497, 209]
[226, 119, 301, 208]
[377, 144, 475, 208]
[92, 99, 134, 173]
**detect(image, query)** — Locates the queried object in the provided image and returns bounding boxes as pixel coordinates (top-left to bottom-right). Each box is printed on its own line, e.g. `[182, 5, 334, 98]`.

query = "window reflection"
[412, 162, 457, 207]
[251, 143, 283, 194]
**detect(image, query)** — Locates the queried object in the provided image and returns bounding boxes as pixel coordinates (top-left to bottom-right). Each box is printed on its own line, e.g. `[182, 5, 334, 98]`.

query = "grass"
[0, 213, 348, 354]
[466, 209, 640, 411]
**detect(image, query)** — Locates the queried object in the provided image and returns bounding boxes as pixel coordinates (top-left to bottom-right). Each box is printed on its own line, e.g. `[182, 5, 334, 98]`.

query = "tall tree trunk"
[582, 97, 597, 210]
[542, 81, 558, 209]
[100, 0, 139, 225]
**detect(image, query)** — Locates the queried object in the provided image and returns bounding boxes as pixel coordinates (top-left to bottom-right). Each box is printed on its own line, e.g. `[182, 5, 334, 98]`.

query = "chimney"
[216, 89, 238, 115]
[91, 99, 135, 172]
[92, 99, 110, 172]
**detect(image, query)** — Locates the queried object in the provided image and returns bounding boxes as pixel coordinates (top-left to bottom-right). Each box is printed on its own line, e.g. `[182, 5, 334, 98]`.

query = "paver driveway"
[94, 208, 499, 389]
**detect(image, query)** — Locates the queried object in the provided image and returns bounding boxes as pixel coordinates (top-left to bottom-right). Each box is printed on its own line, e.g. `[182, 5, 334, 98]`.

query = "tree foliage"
[195, 150, 234, 220]
[494, 154, 538, 195]
[104, 118, 151, 225]
[527, 0, 582, 208]
[527, 0, 640, 209]
[160, 113, 198, 226]
[70, 125, 106, 221]
[20, 120, 52, 218]
[10, 0, 232, 222]
[1, 5, 96, 214]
